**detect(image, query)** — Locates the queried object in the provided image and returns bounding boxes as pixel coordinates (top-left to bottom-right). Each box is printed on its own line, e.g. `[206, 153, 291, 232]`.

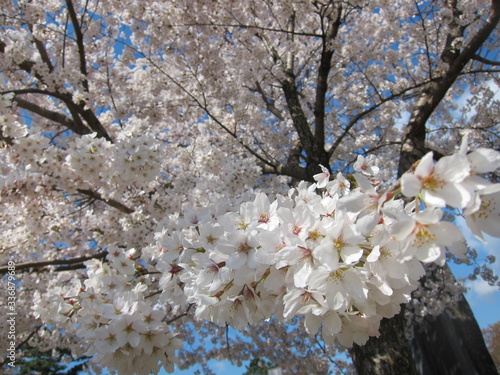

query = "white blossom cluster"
[31, 141, 500, 374]
[33, 247, 182, 375]
[65, 129, 165, 198]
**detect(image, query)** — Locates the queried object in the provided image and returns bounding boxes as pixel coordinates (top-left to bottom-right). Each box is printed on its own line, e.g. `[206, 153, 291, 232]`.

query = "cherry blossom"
[1, 1, 499, 374]
[401, 152, 471, 208]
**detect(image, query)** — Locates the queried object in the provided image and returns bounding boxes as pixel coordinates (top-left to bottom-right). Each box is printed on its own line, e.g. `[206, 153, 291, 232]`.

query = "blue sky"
[453, 218, 500, 330]
[161, 360, 246, 375]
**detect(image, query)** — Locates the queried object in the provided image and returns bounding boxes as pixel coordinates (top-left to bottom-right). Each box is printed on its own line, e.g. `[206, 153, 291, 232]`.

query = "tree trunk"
[410, 283, 498, 375]
[349, 291, 498, 375]
[350, 309, 418, 375]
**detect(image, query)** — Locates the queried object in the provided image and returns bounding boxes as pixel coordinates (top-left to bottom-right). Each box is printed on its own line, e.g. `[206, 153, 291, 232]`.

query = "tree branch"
[13, 96, 92, 136]
[473, 54, 500, 66]
[165, 304, 194, 324]
[281, 74, 316, 158]
[398, 0, 500, 176]
[259, 161, 309, 181]
[65, 0, 89, 93]
[0, 252, 107, 274]
[247, 81, 284, 121]
[276, 12, 331, 176]
[327, 79, 434, 159]
[314, 4, 342, 157]
[77, 189, 135, 214]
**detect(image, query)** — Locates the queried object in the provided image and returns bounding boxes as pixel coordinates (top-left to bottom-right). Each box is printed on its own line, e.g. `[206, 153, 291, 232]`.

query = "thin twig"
[165, 304, 194, 324]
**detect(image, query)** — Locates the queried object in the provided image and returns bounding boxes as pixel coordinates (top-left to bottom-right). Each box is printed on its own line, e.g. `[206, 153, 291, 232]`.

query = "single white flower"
[111, 314, 148, 348]
[391, 208, 466, 265]
[313, 165, 331, 188]
[353, 154, 380, 176]
[327, 172, 350, 196]
[464, 184, 500, 240]
[216, 232, 259, 269]
[401, 152, 471, 208]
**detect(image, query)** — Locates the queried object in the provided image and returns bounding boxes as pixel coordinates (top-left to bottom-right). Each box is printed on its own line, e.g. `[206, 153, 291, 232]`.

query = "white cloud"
[213, 362, 227, 372]
[466, 278, 499, 299]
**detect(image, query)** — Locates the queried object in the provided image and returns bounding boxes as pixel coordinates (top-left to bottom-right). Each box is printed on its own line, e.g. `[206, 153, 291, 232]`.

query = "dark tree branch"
[280, 75, 316, 159]
[77, 189, 135, 214]
[0, 252, 107, 274]
[279, 11, 330, 175]
[398, 0, 500, 176]
[65, 0, 89, 93]
[258, 138, 308, 181]
[259, 162, 309, 181]
[31, 34, 55, 74]
[247, 81, 284, 121]
[314, 4, 342, 157]
[13, 96, 92, 136]
[165, 304, 194, 324]
[77, 104, 113, 142]
[327, 79, 434, 159]
[473, 53, 500, 66]
[3, 88, 93, 135]
[64, 0, 112, 141]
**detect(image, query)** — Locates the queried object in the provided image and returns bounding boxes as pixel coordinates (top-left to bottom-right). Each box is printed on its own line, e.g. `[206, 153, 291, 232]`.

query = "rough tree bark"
[350, 310, 418, 375]
[410, 267, 498, 375]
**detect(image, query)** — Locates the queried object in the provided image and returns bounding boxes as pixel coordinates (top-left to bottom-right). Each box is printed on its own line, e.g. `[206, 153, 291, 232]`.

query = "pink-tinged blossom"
[464, 184, 500, 240]
[254, 228, 289, 265]
[353, 154, 380, 176]
[328, 172, 351, 196]
[216, 232, 260, 269]
[251, 192, 279, 229]
[110, 314, 148, 348]
[275, 241, 315, 288]
[190, 252, 232, 293]
[365, 236, 418, 297]
[101, 292, 136, 320]
[93, 323, 124, 353]
[391, 208, 466, 265]
[401, 152, 471, 208]
[277, 205, 314, 240]
[337, 174, 390, 236]
[308, 266, 369, 313]
[110, 251, 136, 276]
[198, 222, 224, 249]
[218, 204, 255, 232]
[313, 165, 331, 188]
[313, 217, 365, 266]
[282, 289, 328, 321]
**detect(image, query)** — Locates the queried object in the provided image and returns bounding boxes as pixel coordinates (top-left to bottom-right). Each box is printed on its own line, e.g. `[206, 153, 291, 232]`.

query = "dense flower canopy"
[1, 0, 499, 374]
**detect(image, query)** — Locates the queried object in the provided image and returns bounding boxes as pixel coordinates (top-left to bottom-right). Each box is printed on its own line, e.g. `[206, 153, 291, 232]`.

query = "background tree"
[244, 358, 277, 375]
[483, 321, 500, 372]
[0, 0, 499, 374]
[16, 344, 90, 375]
